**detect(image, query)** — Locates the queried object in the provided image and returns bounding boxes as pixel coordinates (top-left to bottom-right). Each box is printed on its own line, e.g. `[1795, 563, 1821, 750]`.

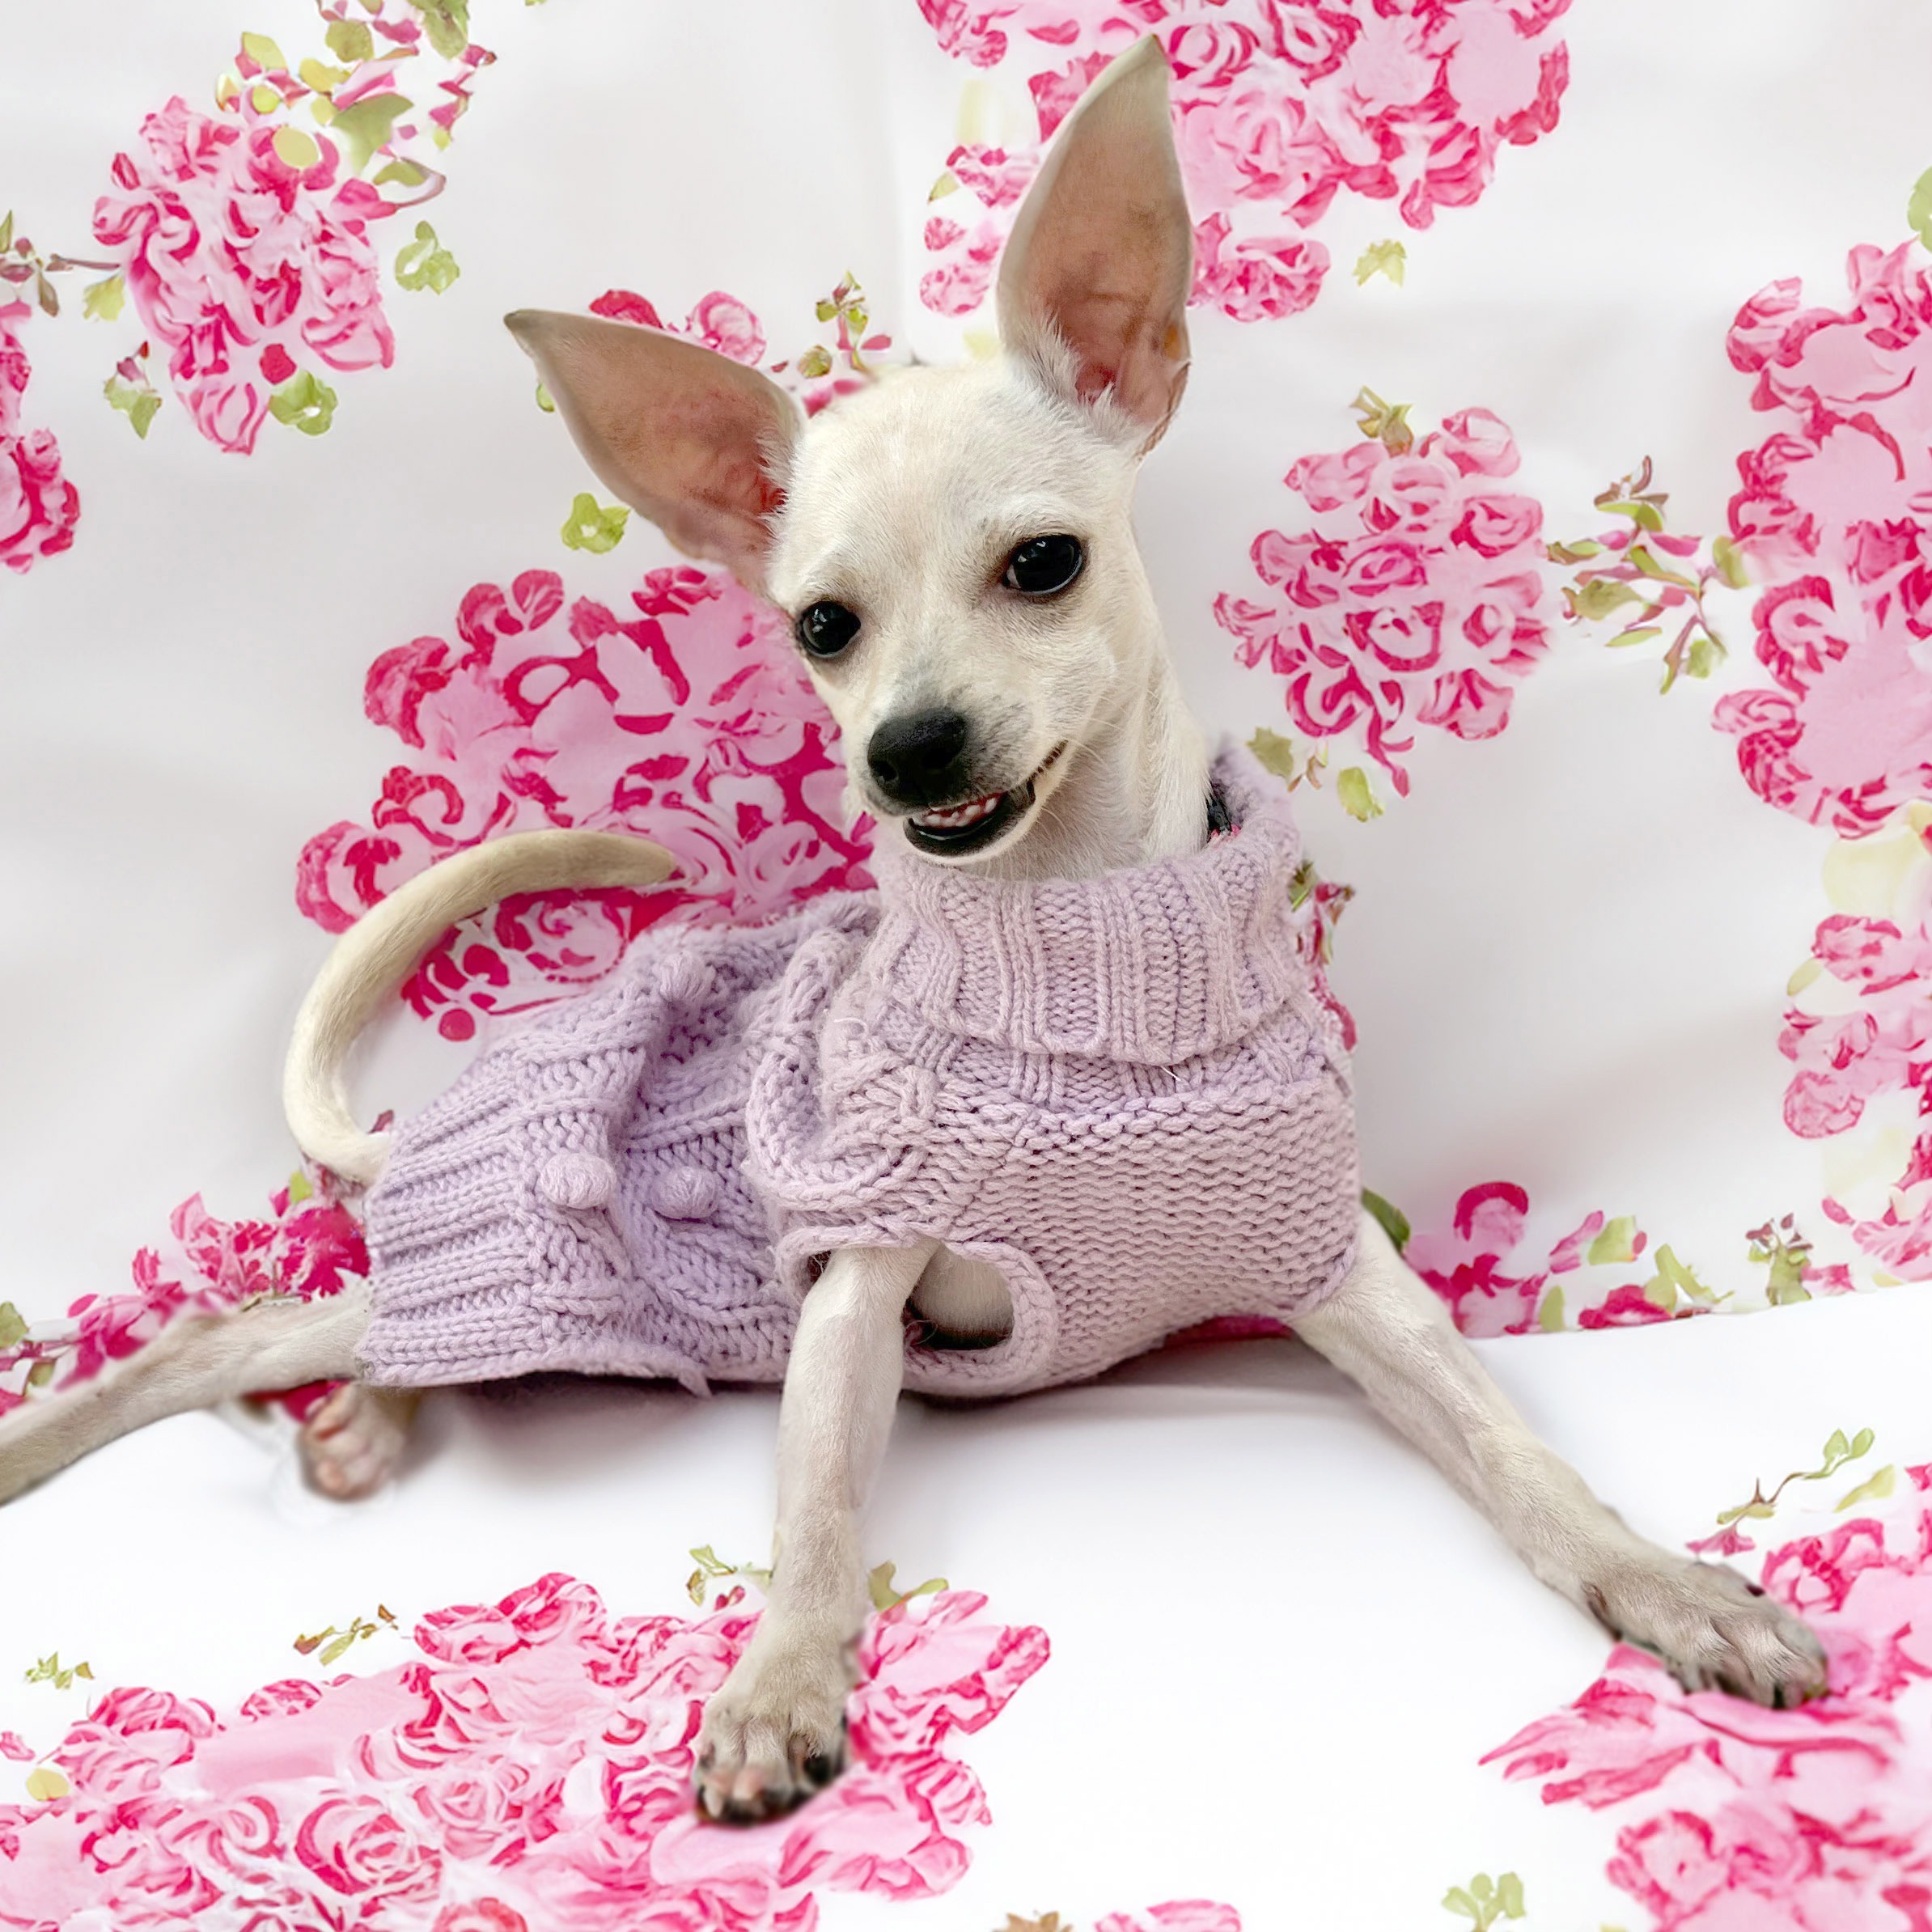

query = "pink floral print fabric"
[93, 96, 399, 454]
[0, 0, 499, 565]
[1716, 243, 1932, 837]
[0, 1574, 1050, 1930]
[1215, 408, 1552, 792]
[1489, 1478, 1932, 1929]
[917, 0, 1570, 321]
[0, 302, 79, 573]
[1699, 240, 1932, 1285]
[1395, 1181, 1850, 1337]
[296, 566, 871, 1040]
[0, 1168, 362, 1419]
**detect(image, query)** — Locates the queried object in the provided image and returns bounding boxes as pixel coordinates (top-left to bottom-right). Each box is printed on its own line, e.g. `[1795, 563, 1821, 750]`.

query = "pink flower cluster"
[1485, 1490, 1932, 1928]
[1713, 241, 1932, 1281]
[92, 95, 397, 452]
[1214, 409, 1552, 790]
[0, 299, 81, 572]
[1405, 1181, 1675, 1336]
[916, 0, 1571, 322]
[590, 287, 767, 366]
[1780, 909, 1932, 1278]
[0, 1171, 364, 1419]
[0, 1572, 1050, 1930]
[1715, 243, 1932, 835]
[591, 280, 891, 419]
[1097, 1908, 1240, 1932]
[1402, 1181, 1849, 1334]
[297, 566, 872, 1039]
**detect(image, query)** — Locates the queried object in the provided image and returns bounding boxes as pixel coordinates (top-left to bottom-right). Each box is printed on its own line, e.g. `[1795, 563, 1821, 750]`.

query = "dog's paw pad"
[694, 1651, 850, 1824]
[1585, 1558, 1828, 1707]
[299, 1383, 414, 1501]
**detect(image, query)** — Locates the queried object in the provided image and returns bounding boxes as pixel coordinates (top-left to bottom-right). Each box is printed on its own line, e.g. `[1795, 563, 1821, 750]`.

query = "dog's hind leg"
[1294, 1210, 1828, 1707]
[0, 1284, 371, 1506]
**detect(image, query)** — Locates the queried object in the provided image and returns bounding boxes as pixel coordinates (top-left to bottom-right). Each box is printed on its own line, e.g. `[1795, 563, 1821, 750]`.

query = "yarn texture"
[359, 745, 1360, 1398]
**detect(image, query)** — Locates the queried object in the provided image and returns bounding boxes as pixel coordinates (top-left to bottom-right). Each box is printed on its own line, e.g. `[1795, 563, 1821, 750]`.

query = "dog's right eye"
[796, 601, 860, 659]
[1002, 534, 1084, 596]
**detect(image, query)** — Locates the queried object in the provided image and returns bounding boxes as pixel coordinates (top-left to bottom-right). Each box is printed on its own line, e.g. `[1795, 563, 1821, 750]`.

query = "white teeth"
[913, 793, 1001, 829]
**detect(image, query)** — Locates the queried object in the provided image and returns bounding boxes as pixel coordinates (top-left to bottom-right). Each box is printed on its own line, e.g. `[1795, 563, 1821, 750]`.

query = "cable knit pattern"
[360, 745, 1359, 1398]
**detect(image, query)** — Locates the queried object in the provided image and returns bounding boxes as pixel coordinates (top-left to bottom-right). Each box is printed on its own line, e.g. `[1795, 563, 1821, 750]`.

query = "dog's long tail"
[283, 831, 676, 1185]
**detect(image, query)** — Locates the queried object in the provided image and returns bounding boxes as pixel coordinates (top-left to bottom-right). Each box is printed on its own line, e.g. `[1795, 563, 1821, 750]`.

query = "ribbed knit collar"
[862, 744, 1311, 1066]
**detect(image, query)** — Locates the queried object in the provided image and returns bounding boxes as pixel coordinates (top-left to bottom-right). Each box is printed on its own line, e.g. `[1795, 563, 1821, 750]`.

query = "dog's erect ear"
[506, 311, 799, 594]
[996, 36, 1193, 448]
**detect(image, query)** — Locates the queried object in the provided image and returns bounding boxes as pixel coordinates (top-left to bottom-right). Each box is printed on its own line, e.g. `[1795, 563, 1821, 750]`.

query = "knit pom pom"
[650, 1166, 719, 1221]
[536, 1151, 616, 1210]
[655, 950, 717, 1009]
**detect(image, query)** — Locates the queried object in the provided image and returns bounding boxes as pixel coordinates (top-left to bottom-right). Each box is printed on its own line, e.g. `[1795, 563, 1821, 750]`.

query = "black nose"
[866, 709, 971, 807]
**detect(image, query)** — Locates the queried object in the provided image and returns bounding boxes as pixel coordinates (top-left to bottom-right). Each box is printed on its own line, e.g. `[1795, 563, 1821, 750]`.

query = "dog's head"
[510, 39, 1193, 866]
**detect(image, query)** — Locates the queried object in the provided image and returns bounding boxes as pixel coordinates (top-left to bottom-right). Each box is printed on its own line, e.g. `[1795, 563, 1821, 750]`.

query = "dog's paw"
[1581, 1555, 1828, 1707]
[299, 1383, 417, 1500]
[695, 1630, 852, 1824]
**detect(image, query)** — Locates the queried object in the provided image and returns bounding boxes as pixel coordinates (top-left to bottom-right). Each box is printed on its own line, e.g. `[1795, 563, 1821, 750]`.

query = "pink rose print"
[92, 95, 399, 452]
[1405, 1181, 1552, 1337]
[434, 1904, 529, 1932]
[298, 564, 871, 1040]
[0, 299, 81, 572]
[917, 0, 1571, 323]
[1190, 211, 1328, 324]
[79, 11, 501, 457]
[295, 1794, 442, 1902]
[591, 276, 889, 419]
[1096, 1905, 1242, 1932]
[1714, 240, 1932, 1281]
[1714, 243, 1932, 836]
[1485, 1495, 1932, 1928]
[1782, 913, 1932, 1274]
[1782, 911, 1932, 1135]
[1216, 408, 1553, 791]
[1396, 1184, 1836, 1334]
[589, 286, 766, 366]
[0, 1572, 1050, 1930]
[0, 1166, 362, 1417]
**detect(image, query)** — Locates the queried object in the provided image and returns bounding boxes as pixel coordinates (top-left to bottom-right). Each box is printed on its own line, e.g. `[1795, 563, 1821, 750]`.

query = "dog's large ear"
[996, 36, 1193, 448]
[506, 311, 799, 594]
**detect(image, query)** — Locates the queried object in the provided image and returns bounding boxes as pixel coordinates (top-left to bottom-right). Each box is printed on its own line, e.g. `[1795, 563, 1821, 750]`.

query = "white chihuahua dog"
[0, 40, 1823, 1824]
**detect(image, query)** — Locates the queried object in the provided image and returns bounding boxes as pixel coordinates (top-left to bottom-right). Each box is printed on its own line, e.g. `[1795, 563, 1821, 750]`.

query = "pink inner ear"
[511, 311, 799, 590]
[995, 40, 1193, 439]
[644, 385, 788, 530]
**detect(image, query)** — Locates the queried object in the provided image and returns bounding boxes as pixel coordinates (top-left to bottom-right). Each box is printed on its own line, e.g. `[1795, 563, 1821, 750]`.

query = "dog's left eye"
[796, 601, 861, 659]
[1002, 535, 1084, 596]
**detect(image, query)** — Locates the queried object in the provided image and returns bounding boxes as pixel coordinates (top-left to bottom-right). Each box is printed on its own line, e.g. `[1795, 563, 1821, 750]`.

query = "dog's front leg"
[1294, 1210, 1827, 1706]
[695, 1239, 936, 1823]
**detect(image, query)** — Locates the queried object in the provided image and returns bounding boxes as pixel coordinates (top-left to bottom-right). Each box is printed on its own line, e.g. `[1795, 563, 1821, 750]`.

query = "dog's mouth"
[903, 744, 1067, 859]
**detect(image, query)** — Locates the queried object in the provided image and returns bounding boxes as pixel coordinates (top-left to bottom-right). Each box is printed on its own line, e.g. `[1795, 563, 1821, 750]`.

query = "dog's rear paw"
[299, 1383, 417, 1500]
[695, 1633, 851, 1824]
[1582, 1556, 1828, 1707]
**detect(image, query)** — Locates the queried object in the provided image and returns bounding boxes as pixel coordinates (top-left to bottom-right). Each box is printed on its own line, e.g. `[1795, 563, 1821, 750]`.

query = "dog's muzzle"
[903, 744, 1067, 858]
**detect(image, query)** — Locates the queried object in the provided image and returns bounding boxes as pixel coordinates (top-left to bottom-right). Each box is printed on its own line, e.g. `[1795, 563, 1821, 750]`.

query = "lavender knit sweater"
[359, 745, 1359, 1399]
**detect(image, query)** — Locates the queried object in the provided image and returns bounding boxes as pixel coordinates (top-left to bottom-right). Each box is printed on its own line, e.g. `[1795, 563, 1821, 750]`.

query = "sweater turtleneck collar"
[859, 744, 1314, 1066]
